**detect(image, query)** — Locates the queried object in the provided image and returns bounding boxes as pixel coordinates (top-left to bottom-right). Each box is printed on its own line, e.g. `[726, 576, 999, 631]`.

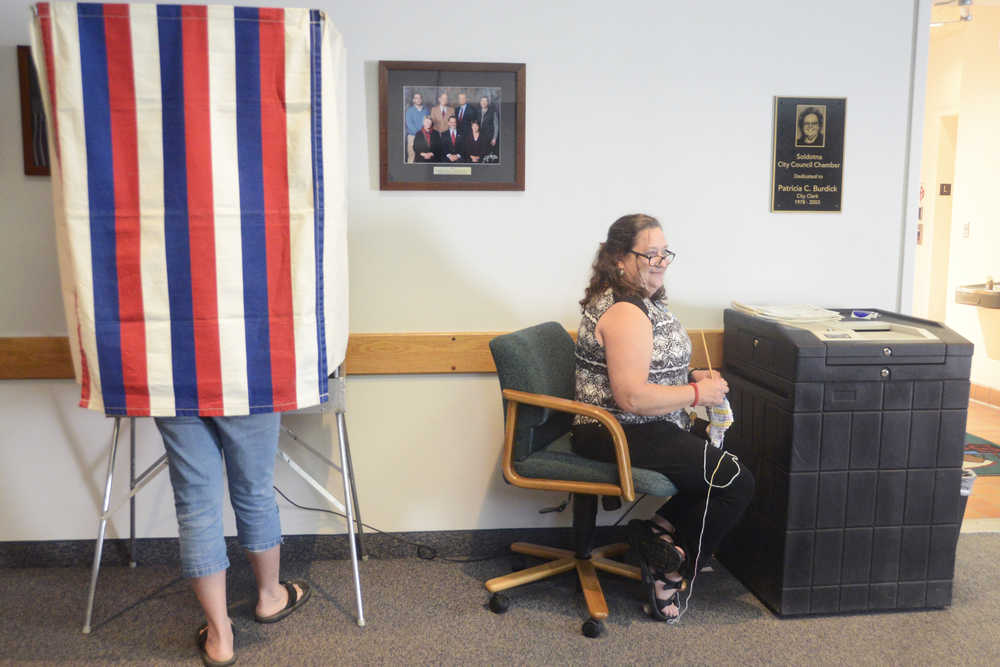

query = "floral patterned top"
[573, 288, 692, 428]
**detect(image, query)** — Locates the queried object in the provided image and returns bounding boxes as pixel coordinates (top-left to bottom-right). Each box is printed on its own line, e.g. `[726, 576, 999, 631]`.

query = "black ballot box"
[716, 308, 972, 616]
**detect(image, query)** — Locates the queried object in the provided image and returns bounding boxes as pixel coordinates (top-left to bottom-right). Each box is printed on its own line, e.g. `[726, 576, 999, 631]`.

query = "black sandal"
[254, 580, 312, 624]
[645, 518, 685, 552]
[196, 622, 236, 667]
[643, 573, 686, 622]
[627, 519, 685, 574]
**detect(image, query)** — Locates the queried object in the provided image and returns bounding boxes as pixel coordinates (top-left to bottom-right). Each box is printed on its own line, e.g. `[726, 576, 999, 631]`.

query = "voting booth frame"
[81, 368, 366, 633]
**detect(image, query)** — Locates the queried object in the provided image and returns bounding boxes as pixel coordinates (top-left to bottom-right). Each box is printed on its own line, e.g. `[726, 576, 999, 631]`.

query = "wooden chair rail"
[0, 330, 723, 380]
[0, 337, 75, 379]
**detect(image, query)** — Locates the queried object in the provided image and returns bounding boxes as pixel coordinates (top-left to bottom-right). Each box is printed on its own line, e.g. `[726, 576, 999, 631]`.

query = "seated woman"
[571, 213, 754, 621]
[462, 120, 489, 163]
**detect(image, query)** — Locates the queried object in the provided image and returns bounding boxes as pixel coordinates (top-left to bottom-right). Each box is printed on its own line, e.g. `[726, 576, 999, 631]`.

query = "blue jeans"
[155, 413, 283, 578]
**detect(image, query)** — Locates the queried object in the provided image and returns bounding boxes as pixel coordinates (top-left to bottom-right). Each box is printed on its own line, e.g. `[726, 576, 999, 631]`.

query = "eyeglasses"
[629, 249, 676, 267]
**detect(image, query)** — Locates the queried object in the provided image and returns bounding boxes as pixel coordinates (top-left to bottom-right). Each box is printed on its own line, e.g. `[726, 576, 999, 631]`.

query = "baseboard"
[970, 382, 1000, 408]
[961, 518, 1000, 533]
[0, 526, 632, 569]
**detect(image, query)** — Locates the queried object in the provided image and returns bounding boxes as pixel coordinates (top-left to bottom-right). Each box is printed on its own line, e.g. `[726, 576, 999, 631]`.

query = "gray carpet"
[1, 534, 998, 665]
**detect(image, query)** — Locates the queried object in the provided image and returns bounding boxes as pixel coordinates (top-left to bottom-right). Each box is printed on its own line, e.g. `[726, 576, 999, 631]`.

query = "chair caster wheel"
[489, 593, 510, 614]
[581, 618, 604, 638]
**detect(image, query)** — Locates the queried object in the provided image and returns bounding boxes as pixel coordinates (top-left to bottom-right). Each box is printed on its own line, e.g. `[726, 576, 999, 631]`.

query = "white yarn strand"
[669, 440, 741, 624]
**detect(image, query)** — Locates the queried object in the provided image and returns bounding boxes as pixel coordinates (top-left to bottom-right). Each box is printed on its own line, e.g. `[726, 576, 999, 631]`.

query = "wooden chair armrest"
[500, 389, 635, 502]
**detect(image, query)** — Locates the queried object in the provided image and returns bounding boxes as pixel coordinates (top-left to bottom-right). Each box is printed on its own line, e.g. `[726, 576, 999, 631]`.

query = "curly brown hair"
[580, 213, 666, 310]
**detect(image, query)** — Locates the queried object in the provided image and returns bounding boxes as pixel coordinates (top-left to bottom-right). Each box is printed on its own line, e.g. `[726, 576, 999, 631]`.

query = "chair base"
[485, 541, 641, 620]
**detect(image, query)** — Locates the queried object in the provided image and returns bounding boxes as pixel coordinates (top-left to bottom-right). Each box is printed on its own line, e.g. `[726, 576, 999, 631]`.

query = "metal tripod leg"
[341, 426, 366, 560]
[336, 409, 365, 627]
[278, 420, 363, 556]
[275, 366, 365, 626]
[275, 420, 365, 624]
[129, 418, 137, 568]
[329, 366, 366, 559]
[82, 417, 123, 634]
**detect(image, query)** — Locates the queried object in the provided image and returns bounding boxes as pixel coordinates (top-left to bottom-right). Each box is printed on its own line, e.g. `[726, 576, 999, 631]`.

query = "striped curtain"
[29, 3, 347, 417]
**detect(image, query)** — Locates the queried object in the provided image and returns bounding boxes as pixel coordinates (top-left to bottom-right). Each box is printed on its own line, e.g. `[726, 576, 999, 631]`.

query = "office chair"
[487, 322, 678, 637]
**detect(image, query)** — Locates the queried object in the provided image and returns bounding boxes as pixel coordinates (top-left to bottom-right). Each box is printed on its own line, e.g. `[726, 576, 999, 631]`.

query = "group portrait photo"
[402, 85, 502, 165]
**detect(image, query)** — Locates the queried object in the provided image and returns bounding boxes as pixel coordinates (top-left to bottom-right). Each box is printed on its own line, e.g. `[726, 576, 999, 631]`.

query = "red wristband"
[689, 382, 699, 407]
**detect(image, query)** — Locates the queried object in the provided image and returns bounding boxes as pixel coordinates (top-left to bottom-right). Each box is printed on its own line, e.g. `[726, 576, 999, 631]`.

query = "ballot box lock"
[880, 368, 891, 379]
[882, 346, 892, 357]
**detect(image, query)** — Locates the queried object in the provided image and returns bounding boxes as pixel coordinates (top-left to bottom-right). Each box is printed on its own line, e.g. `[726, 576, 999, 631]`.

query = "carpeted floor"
[2, 534, 999, 666]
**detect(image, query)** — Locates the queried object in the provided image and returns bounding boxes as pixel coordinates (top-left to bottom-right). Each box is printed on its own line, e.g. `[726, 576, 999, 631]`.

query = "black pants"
[572, 420, 754, 578]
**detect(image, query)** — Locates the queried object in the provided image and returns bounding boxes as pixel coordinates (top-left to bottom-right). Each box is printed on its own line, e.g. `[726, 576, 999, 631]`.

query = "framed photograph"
[379, 61, 525, 190]
[18, 45, 50, 177]
[771, 96, 845, 212]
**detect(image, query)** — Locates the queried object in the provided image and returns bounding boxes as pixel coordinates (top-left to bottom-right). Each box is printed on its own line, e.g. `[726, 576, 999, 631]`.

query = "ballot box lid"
[723, 308, 973, 384]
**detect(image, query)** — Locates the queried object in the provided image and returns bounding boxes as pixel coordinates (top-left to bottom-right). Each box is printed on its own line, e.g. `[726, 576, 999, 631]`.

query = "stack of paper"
[731, 302, 843, 325]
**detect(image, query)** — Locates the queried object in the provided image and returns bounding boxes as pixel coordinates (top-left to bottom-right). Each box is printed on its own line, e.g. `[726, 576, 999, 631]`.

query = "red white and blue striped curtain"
[30, 3, 347, 417]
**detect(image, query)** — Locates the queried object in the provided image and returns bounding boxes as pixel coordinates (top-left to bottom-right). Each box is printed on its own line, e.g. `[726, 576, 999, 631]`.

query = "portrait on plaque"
[771, 96, 845, 212]
[794, 104, 826, 149]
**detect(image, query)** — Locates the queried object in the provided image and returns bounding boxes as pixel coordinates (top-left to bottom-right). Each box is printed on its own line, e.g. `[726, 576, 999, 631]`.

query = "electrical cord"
[612, 494, 647, 526]
[276, 484, 648, 563]
[273, 485, 507, 563]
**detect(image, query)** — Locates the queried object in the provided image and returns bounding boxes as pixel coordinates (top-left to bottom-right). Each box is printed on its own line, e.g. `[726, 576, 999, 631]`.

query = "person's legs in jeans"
[213, 413, 302, 616]
[155, 416, 233, 663]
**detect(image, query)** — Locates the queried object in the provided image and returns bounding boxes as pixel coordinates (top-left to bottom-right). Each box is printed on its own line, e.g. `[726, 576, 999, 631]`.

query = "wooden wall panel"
[1, 330, 724, 379]
[0, 337, 74, 379]
[344, 332, 503, 374]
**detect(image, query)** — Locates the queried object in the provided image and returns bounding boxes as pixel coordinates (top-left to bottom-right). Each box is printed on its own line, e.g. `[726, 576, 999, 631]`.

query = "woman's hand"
[690, 369, 717, 382]
[694, 371, 729, 407]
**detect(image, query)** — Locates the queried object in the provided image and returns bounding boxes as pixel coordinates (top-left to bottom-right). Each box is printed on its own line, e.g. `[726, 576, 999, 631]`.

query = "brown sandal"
[196, 622, 236, 667]
[254, 580, 312, 624]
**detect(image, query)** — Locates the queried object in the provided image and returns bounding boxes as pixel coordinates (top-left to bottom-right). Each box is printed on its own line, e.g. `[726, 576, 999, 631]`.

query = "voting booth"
[718, 309, 972, 615]
[29, 2, 364, 632]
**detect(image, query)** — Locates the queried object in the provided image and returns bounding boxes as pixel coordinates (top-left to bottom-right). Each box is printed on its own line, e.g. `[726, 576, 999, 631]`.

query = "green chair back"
[489, 322, 577, 461]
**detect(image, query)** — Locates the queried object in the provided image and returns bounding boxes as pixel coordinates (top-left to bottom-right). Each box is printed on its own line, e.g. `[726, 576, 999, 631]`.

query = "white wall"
[0, 45, 65, 336]
[0, 0, 928, 541]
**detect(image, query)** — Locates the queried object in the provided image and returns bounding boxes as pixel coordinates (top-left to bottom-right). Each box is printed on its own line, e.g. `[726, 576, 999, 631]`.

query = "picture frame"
[378, 61, 525, 191]
[17, 45, 50, 177]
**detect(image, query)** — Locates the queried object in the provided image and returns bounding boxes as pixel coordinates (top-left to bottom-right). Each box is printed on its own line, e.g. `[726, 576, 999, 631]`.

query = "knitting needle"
[700, 329, 714, 378]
